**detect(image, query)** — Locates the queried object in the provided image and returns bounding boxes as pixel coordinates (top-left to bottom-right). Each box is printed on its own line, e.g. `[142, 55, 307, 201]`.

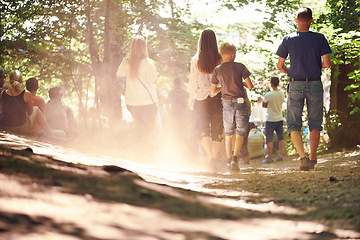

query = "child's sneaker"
[300, 157, 310, 171]
[230, 156, 240, 172]
[276, 156, 283, 162]
[262, 156, 273, 163]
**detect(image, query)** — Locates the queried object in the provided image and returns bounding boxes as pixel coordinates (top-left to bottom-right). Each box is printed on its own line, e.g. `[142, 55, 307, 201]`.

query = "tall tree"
[319, 0, 360, 149]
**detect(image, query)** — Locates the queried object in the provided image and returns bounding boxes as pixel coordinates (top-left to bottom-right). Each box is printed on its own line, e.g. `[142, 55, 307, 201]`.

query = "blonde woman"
[116, 36, 158, 141]
[188, 29, 223, 170]
[0, 70, 54, 137]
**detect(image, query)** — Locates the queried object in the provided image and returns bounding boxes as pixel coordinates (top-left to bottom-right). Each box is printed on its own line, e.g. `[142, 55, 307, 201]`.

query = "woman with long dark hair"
[188, 29, 223, 169]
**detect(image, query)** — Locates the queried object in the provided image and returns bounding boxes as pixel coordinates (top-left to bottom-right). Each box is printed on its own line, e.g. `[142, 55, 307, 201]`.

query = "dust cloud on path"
[0, 132, 359, 240]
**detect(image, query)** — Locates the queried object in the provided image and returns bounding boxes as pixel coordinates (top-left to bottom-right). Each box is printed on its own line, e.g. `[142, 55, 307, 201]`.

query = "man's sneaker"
[308, 157, 317, 170]
[300, 157, 310, 171]
[262, 156, 273, 163]
[230, 156, 240, 172]
[276, 156, 283, 162]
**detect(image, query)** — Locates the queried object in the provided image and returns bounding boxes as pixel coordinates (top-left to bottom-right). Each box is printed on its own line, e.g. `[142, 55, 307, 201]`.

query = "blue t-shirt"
[276, 31, 332, 79]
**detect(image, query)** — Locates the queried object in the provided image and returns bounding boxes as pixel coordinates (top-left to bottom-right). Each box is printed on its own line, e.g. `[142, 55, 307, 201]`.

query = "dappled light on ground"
[0, 132, 359, 239]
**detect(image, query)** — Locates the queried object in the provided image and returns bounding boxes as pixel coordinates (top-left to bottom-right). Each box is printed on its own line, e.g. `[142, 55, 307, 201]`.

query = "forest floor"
[0, 131, 359, 240]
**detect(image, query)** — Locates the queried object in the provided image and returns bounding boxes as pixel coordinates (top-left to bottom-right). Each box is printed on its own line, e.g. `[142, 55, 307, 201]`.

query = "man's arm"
[322, 54, 331, 68]
[277, 57, 288, 74]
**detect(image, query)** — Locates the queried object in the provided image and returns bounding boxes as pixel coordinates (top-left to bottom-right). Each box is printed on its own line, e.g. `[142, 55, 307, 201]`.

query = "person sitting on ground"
[247, 122, 265, 159]
[0, 70, 54, 137]
[26, 77, 46, 134]
[46, 86, 78, 138]
[262, 76, 286, 163]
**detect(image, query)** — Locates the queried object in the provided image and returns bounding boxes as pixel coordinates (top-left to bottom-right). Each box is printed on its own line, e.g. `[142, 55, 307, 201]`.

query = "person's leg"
[287, 82, 309, 169]
[290, 131, 306, 158]
[309, 129, 320, 160]
[233, 102, 248, 169]
[222, 100, 235, 167]
[193, 98, 212, 162]
[32, 107, 55, 137]
[201, 136, 213, 160]
[278, 139, 285, 157]
[233, 134, 244, 157]
[307, 81, 324, 162]
[212, 140, 222, 160]
[210, 94, 224, 161]
[225, 134, 233, 160]
[266, 142, 273, 158]
[274, 120, 285, 159]
[264, 121, 275, 162]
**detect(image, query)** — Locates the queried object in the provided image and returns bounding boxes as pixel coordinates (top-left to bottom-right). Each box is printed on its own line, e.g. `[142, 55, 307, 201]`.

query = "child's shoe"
[262, 156, 273, 163]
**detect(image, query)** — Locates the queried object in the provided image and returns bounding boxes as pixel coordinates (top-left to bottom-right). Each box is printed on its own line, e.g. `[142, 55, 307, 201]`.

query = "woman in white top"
[188, 29, 223, 169]
[116, 36, 158, 140]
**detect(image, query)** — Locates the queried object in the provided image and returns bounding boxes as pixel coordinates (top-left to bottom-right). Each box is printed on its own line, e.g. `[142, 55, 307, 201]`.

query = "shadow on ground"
[0, 132, 359, 240]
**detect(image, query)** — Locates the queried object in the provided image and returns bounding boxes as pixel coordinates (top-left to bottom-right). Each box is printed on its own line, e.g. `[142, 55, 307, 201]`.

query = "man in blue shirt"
[276, 7, 332, 171]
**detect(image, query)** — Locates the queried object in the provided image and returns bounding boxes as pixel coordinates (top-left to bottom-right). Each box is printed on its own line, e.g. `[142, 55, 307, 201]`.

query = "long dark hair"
[197, 29, 222, 74]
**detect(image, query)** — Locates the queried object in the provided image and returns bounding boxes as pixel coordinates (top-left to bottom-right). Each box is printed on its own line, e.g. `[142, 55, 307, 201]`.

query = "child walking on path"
[211, 43, 254, 171]
[262, 77, 285, 163]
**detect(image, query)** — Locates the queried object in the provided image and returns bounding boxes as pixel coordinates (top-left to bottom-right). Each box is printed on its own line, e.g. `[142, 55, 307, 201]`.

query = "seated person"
[0, 70, 54, 137]
[46, 86, 77, 138]
[25, 77, 46, 133]
[247, 122, 265, 158]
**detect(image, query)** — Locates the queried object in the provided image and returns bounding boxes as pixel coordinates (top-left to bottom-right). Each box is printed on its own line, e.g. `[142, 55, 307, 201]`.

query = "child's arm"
[210, 83, 221, 96]
[243, 77, 254, 90]
[262, 100, 268, 108]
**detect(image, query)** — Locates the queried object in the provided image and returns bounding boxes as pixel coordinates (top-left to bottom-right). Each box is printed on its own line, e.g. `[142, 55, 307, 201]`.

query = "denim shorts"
[286, 81, 324, 133]
[265, 120, 284, 143]
[222, 101, 249, 136]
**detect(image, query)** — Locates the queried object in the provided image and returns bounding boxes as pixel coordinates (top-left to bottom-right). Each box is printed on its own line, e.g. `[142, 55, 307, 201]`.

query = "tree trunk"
[327, 55, 360, 150]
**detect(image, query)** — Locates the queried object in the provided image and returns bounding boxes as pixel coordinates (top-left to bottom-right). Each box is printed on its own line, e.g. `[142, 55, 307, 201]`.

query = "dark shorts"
[193, 94, 223, 142]
[265, 120, 284, 144]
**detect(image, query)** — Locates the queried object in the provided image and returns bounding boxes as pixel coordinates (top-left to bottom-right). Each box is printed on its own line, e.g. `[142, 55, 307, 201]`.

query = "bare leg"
[290, 131, 306, 158]
[34, 111, 55, 137]
[278, 139, 285, 157]
[201, 136, 213, 161]
[211, 140, 222, 160]
[266, 142, 273, 158]
[233, 134, 244, 158]
[309, 129, 320, 160]
[225, 134, 233, 159]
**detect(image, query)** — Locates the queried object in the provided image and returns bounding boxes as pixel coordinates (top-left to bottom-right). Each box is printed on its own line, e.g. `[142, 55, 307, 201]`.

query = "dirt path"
[0, 132, 359, 240]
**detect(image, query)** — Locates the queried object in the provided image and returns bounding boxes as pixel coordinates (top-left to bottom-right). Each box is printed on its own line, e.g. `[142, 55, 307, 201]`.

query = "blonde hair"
[127, 36, 148, 79]
[219, 42, 236, 56]
[9, 70, 23, 91]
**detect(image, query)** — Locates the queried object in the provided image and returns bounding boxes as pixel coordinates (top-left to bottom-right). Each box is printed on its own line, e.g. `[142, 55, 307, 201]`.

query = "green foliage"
[0, 0, 198, 116]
